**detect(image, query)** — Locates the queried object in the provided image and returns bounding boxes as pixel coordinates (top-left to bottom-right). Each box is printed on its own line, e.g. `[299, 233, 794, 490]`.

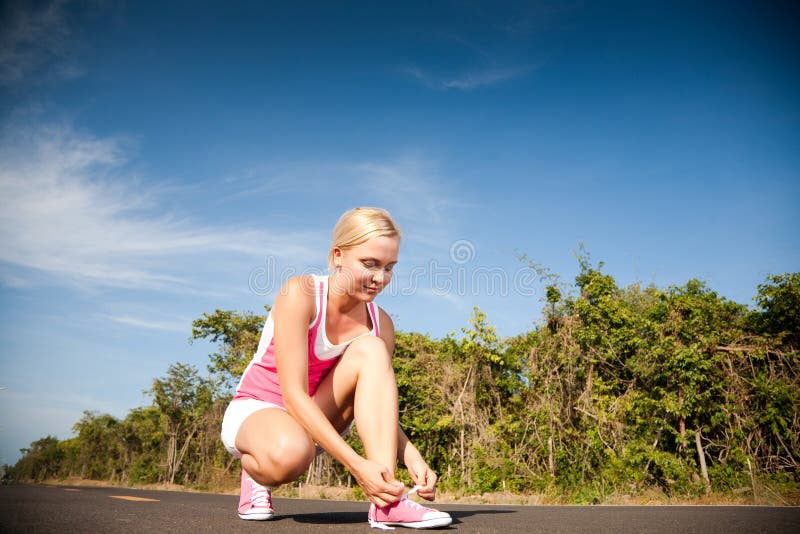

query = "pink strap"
[368, 302, 380, 337]
[307, 281, 325, 355]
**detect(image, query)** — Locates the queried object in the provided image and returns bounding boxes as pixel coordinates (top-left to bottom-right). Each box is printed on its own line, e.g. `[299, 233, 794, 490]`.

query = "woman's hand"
[406, 457, 438, 501]
[352, 458, 404, 508]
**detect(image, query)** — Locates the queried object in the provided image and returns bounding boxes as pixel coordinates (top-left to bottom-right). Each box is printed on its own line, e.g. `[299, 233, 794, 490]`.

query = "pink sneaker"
[237, 470, 274, 521]
[368, 488, 452, 530]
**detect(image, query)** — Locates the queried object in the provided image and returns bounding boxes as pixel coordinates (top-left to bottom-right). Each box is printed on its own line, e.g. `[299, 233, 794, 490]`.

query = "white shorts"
[220, 398, 353, 458]
[221, 398, 285, 458]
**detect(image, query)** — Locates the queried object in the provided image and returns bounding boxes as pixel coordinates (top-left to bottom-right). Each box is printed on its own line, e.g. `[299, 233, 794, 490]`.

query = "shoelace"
[404, 485, 424, 498]
[248, 477, 270, 508]
[400, 486, 427, 512]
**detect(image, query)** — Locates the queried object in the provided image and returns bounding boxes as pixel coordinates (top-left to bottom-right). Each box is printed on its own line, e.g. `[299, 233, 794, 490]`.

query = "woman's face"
[334, 235, 399, 300]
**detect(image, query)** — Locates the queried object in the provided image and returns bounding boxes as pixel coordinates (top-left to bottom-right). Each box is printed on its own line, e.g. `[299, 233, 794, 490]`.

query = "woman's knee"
[237, 411, 316, 484]
[342, 335, 391, 364]
[249, 433, 315, 483]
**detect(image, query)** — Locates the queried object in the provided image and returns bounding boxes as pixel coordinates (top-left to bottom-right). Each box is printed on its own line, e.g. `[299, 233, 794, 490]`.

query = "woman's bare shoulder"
[377, 306, 394, 331]
[376, 306, 395, 349]
[280, 274, 316, 294]
[273, 275, 317, 318]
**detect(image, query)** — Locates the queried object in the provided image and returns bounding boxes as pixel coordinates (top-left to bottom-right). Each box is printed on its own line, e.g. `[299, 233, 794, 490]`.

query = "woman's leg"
[313, 335, 399, 476]
[235, 408, 316, 486]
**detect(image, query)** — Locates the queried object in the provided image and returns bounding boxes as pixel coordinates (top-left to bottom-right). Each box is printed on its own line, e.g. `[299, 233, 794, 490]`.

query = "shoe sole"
[238, 511, 274, 521]
[369, 517, 453, 529]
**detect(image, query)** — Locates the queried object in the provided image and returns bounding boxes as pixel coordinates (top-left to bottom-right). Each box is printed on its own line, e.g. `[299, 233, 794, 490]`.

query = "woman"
[221, 207, 452, 529]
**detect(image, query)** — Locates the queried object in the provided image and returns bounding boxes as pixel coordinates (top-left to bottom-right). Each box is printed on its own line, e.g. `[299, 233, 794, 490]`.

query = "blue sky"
[1, 0, 798, 466]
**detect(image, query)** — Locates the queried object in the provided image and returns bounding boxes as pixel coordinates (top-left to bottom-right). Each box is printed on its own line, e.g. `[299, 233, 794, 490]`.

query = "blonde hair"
[328, 207, 401, 270]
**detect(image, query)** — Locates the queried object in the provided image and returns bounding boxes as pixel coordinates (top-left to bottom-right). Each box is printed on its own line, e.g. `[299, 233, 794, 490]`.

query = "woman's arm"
[274, 279, 401, 506]
[379, 308, 439, 501]
[397, 427, 439, 500]
[273, 276, 363, 470]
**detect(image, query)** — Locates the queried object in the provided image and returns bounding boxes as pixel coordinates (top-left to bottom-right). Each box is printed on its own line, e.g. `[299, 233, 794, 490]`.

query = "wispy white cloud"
[349, 157, 478, 255]
[207, 155, 478, 268]
[0, 271, 34, 289]
[400, 17, 545, 92]
[99, 313, 188, 333]
[0, 121, 317, 292]
[442, 65, 535, 90]
[219, 161, 348, 201]
[418, 286, 468, 310]
[402, 64, 536, 91]
[352, 158, 449, 225]
[0, 0, 82, 85]
[220, 156, 474, 240]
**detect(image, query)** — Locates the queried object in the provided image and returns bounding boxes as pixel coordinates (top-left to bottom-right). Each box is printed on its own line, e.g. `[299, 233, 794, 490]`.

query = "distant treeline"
[9, 257, 799, 503]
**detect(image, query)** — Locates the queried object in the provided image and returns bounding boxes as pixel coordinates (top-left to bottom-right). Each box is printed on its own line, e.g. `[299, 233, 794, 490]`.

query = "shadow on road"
[285, 507, 515, 527]
[449, 508, 516, 525]
[286, 511, 365, 525]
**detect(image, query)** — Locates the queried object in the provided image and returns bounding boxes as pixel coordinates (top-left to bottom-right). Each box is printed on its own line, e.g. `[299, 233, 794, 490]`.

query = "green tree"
[8, 268, 799, 502]
[753, 273, 800, 347]
[150, 362, 213, 484]
[191, 309, 266, 394]
[10, 436, 63, 481]
[71, 411, 125, 481]
[120, 406, 165, 484]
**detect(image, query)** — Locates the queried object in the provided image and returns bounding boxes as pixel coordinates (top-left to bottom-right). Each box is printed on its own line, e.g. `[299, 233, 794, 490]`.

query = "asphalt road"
[1, 484, 799, 533]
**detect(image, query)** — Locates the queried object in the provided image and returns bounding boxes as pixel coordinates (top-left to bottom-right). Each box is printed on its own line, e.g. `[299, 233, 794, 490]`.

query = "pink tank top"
[234, 275, 381, 406]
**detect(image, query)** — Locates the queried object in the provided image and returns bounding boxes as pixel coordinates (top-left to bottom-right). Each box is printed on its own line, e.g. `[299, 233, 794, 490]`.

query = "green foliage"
[753, 273, 800, 347]
[71, 411, 125, 480]
[121, 406, 165, 484]
[10, 266, 800, 503]
[10, 436, 63, 481]
[150, 363, 212, 423]
[191, 309, 266, 393]
[149, 362, 215, 484]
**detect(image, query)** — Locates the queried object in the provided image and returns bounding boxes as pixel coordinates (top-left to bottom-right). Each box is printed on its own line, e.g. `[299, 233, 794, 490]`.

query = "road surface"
[1, 484, 798, 533]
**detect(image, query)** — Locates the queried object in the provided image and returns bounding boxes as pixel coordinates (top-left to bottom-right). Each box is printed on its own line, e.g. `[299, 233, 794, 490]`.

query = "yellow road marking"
[109, 496, 160, 502]
[64, 489, 81, 492]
